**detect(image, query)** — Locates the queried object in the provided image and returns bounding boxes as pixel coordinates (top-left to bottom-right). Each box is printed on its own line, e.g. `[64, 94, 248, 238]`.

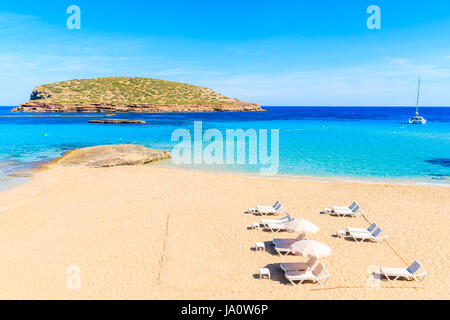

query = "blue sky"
[1, 0, 450, 106]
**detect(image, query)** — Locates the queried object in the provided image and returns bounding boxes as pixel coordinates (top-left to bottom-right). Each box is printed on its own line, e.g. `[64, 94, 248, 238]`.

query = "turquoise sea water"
[1, 106, 449, 190]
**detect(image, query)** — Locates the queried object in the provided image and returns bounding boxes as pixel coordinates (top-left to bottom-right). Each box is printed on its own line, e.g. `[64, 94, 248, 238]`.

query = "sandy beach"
[0, 163, 448, 299]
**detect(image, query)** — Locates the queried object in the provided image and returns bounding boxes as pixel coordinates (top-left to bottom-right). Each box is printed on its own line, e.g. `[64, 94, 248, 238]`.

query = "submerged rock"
[43, 144, 170, 169]
[88, 118, 146, 124]
[425, 158, 450, 168]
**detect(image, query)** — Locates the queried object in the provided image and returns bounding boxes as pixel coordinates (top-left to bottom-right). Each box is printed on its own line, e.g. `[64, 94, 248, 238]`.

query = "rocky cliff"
[14, 101, 261, 113]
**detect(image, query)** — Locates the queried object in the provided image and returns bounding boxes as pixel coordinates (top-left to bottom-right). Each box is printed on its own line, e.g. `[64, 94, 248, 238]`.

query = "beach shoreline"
[152, 160, 450, 188]
[0, 162, 448, 299]
[1, 154, 449, 195]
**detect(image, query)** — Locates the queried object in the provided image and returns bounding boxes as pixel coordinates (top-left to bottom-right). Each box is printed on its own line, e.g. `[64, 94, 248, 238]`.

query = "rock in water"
[43, 145, 171, 169]
[88, 119, 146, 124]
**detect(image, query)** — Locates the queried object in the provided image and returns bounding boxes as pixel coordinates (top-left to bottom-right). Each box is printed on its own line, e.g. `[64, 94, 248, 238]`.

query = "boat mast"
[416, 76, 421, 115]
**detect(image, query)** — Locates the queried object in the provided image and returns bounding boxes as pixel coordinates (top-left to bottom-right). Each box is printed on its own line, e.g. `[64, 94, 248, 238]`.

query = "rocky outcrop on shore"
[42, 144, 171, 169]
[14, 101, 262, 113]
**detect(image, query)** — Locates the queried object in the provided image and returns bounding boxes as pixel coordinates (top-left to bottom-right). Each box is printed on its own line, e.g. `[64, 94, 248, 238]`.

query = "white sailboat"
[409, 77, 426, 124]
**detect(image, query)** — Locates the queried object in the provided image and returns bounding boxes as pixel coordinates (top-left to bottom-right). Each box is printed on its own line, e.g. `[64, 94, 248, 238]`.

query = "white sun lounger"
[346, 222, 377, 234]
[348, 227, 387, 243]
[334, 204, 363, 218]
[332, 201, 356, 212]
[272, 233, 306, 247]
[265, 218, 293, 232]
[248, 201, 279, 214]
[285, 262, 330, 286]
[280, 256, 318, 272]
[380, 261, 427, 282]
[260, 215, 291, 228]
[254, 200, 279, 212]
[256, 202, 286, 216]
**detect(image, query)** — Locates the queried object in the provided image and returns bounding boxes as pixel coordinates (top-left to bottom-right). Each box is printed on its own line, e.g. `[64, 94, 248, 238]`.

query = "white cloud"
[200, 58, 450, 106]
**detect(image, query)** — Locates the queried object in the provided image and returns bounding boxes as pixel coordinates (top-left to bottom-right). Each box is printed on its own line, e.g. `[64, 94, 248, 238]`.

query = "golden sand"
[0, 164, 448, 299]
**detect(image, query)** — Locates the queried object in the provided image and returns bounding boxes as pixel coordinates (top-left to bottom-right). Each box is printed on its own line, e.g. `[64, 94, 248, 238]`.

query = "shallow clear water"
[1, 106, 449, 189]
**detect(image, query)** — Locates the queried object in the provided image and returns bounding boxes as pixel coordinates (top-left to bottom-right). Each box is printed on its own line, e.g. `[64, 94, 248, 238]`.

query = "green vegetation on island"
[15, 77, 261, 113]
[31, 77, 242, 105]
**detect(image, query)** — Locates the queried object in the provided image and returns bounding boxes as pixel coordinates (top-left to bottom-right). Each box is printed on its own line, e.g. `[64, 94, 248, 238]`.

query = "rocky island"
[13, 77, 262, 113]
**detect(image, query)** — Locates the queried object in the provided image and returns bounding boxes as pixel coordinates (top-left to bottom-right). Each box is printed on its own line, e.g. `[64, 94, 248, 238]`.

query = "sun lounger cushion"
[280, 262, 308, 272]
